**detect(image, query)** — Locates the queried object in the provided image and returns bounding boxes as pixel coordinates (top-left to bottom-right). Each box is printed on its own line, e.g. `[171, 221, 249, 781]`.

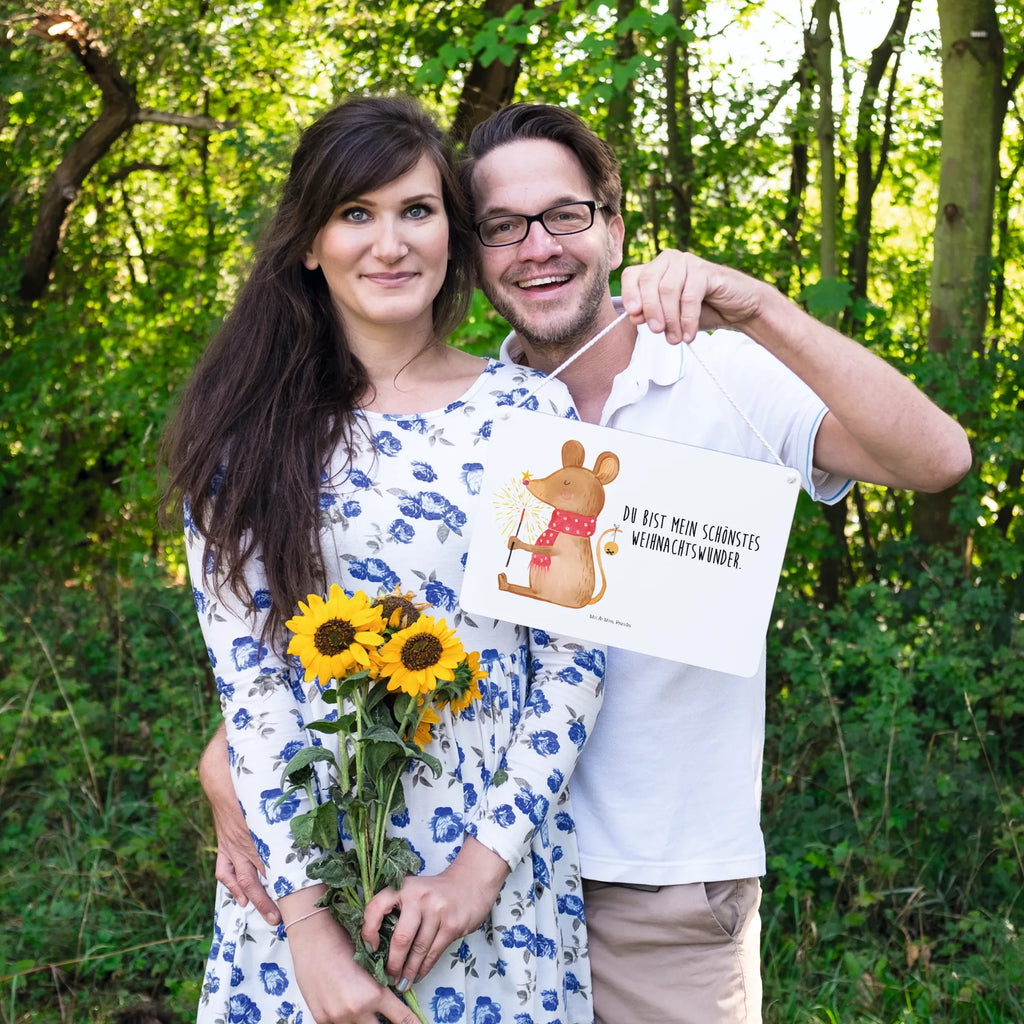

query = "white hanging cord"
[514, 310, 787, 468]
[518, 311, 630, 401]
[681, 342, 786, 467]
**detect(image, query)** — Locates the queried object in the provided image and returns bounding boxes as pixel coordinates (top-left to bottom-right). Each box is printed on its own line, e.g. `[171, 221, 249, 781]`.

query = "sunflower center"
[376, 595, 421, 629]
[313, 617, 357, 655]
[400, 634, 444, 671]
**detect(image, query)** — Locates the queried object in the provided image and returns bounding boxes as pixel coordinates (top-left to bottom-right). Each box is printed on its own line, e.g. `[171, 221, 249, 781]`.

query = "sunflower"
[372, 585, 427, 630]
[285, 585, 386, 683]
[376, 615, 466, 697]
[448, 650, 486, 715]
[408, 702, 441, 749]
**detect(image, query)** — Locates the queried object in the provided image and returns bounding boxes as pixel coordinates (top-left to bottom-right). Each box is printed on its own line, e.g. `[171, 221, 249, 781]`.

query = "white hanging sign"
[461, 408, 801, 676]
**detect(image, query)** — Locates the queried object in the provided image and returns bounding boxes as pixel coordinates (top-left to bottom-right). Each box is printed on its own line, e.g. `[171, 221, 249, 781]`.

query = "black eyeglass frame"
[474, 200, 608, 247]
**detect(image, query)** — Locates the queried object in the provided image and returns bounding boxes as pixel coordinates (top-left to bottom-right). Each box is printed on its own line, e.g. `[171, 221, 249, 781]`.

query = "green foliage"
[761, 538, 1024, 1022]
[0, 552, 216, 1022]
[802, 278, 856, 321]
[1, 0, 1022, 1020]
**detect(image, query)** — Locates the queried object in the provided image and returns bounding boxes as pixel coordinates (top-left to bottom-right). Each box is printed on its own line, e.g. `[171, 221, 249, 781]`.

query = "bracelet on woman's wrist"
[283, 906, 328, 932]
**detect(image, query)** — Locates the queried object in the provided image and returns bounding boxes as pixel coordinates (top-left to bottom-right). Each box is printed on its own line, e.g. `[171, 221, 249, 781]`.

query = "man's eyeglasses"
[474, 200, 607, 248]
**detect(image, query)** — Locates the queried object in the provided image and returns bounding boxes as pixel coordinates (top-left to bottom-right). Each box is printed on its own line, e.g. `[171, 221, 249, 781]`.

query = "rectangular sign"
[461, 409, 801, 676]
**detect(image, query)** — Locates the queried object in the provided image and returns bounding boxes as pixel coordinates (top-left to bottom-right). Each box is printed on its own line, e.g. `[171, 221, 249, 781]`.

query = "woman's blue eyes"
[338, 203, 433, 222]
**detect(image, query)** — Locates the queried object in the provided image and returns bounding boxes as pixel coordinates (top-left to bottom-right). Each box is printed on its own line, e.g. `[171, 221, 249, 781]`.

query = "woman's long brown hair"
[161, 96, 474, 647]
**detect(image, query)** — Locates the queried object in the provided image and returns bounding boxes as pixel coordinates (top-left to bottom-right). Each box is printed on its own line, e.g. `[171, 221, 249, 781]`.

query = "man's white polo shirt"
[500, 307, 851, 885]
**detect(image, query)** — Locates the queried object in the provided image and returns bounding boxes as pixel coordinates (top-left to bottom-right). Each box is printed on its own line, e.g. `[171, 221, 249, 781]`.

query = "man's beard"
[482, 261, 610, 356]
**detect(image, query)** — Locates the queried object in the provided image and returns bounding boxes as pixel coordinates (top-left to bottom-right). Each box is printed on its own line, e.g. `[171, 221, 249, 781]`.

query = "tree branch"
[136, 109, 236, 131]
[19, 9, 138, 300]
[104, 161, 172, 184]
[18, 9, 236, 302]
[29, 9, 136, 106]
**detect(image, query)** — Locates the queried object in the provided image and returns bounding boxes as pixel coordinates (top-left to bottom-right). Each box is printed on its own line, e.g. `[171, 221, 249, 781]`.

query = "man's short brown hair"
[463, 104, 623, 217]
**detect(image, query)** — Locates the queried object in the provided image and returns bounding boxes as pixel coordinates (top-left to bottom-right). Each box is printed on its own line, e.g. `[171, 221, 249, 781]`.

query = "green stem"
[335, 711, 352, 793]
[401, 984, 429, 1024]
[397, 694, 424, 741]
[351, 689, 374, 902]
[372, 697, 428, 869]
[373, 770, 404, 873]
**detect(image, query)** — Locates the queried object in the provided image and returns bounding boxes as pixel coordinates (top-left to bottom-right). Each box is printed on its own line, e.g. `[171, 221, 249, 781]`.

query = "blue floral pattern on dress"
[190, 361, 601, 1024]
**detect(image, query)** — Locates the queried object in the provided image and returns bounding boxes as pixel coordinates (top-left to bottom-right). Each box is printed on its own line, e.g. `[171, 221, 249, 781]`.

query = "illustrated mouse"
[498, 439, 620, 608]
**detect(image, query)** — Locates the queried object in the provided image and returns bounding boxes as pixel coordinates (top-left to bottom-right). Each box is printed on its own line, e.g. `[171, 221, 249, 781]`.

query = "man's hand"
[620, 249, 764, 344]
[620, 249, 971, 492]
[361, 836, 510, 990]
[199, 722, 282, 926]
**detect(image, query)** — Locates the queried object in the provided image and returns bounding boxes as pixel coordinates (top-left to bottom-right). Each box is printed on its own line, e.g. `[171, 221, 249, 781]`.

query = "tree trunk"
[805, 0, 854, 602]
[664, 0, 693, 249]
[989, 62, 1024, 332]
[848, 0, 913, 316]
[781, 64, 810, 296]
[450, 0, 535, 144]
[17, 9, 233, 302]
[19, 11, 139, 301]
[912, 0, 1003, 544]
[606, 0, 637, 161]
[807, 0, 838, 286]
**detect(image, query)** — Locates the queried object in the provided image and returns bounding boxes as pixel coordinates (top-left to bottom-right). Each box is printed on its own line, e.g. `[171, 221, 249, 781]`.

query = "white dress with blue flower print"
[188, 360, 604, 1024]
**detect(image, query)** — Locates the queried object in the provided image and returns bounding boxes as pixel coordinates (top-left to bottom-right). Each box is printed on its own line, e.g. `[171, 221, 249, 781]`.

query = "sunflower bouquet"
[279, 583, 485, 1020]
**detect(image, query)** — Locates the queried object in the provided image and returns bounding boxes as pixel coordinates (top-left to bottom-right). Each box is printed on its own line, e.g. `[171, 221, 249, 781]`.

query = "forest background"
[1, 0, 1021, 1021]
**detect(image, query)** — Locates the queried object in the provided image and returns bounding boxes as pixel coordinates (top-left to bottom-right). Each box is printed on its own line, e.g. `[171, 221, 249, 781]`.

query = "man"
[201, 104, 970, 1023]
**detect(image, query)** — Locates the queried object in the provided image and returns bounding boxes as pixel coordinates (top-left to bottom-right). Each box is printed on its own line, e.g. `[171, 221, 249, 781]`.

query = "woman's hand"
[199, 722, 282, 925]
[361, 836, 510, 991]
[282, 891, 422, 1024]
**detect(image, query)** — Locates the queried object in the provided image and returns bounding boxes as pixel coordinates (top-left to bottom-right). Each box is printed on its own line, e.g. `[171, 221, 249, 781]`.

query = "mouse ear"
[561, 440, 585, 467]
[592, 451, 620, 484]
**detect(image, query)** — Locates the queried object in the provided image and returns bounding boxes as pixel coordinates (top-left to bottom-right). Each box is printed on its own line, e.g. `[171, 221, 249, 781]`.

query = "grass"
[0, 555, 214, 1023]
[1, 544, 1021, 1023]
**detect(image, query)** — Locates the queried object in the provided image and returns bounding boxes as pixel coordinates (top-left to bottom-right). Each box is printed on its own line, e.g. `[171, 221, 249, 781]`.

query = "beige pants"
[582, 878, 762, 1024]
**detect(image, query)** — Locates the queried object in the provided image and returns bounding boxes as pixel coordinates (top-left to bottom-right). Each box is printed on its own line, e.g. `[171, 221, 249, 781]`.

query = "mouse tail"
[588, 527, 619, 605]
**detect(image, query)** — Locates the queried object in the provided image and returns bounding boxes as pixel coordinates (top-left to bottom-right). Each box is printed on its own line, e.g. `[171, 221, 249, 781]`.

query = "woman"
[162, 96, 604, 1024]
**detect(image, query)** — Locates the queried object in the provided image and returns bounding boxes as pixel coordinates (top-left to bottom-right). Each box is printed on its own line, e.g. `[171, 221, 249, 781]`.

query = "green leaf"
[288, 808, 318, 849]
[331, 787, 357, 814]
[379, 837, 422, 890]
[309, 849, 362, 889]
[483, 42, 517, 66]
[362, 741, 408, 783]
[304, 717, 350, 734]
[336, 670, 372, 703]
[611, 62, 635, 91]
[387, 788, 408, 819]
[281, 744, 337, 787]
[332, 899, 370, 950]
[413, 58, 447, 88]
[353, 941, 388, 984]
[800, 278, 853, 320]
[362, 722, 405, 745]
[410, 747, 443, 778]
[311, 801, 341, 849]
[438, 42, 471, 66]
[363, 682, 393, 715]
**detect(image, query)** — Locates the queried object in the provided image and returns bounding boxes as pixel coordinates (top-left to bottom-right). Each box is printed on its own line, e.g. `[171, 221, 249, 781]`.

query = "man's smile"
[516, 274, 573, 290]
